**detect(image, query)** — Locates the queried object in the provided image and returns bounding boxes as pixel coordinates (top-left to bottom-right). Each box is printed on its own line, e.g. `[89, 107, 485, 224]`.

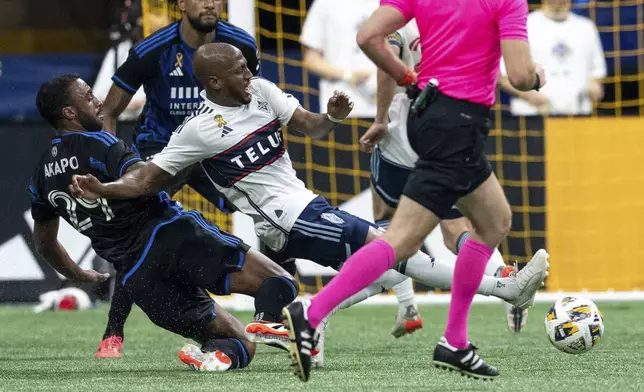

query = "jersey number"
[48, 191, 115, 232]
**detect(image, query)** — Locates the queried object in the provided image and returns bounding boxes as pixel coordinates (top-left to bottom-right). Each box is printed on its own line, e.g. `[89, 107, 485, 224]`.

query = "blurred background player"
[32, 74, 298, 372]
[299, 0, 422, 336]
[300, 0, 379, 117]
[93, 1, 148, 121]
[499, 0, 606, 115]
[95, 0, 261, 358]
[359, 19, 528, 333]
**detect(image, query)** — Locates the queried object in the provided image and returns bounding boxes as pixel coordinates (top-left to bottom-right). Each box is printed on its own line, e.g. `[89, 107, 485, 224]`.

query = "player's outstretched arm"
[69, 162, 172, 200]
[287, 91, 354, 139]
[33, 217, 110, 282]
[357, 6, 411, 86]
[101, 84, 134, 135]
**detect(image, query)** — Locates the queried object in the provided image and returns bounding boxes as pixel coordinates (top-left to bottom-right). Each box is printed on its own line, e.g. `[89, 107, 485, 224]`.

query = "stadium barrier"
[2, 117, 644, 302]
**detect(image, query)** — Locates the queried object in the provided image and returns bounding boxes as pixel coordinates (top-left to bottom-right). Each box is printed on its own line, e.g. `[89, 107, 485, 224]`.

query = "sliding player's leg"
[93, 142, 205, 358]
[124, 274, 255, 372]
[170, 211, 297, 350]
[121, 211, 299, 371]
[121, 235, 254, 373]
[95, 273, 131, 358]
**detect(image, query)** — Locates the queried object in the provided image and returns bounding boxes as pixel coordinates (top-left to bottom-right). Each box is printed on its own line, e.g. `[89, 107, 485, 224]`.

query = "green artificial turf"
[1, 302, 642, 391]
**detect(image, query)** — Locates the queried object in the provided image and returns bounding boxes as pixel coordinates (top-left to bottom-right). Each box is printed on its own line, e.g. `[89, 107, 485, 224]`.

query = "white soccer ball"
[544, 296, 604, 354]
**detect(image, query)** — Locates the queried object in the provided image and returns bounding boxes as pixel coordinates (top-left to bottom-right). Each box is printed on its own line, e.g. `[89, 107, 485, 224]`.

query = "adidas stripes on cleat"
[433, 337, 499, 380]
[282, 300, 317, 382]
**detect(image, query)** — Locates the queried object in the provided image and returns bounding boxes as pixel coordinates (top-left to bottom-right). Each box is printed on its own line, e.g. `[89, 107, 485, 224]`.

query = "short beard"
[79, 115, 103, 132]
[187, 14, 217, 34]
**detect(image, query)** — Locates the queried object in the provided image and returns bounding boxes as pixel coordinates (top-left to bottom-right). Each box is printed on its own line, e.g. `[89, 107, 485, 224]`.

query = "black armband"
[533, 73, 541, 91]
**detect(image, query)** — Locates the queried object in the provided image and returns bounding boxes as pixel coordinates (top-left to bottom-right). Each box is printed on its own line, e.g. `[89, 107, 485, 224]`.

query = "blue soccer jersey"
[112, 20, 260, 147]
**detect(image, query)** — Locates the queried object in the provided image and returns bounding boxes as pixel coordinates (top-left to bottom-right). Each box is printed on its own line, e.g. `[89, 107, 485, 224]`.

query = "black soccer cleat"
[432, 337, 499, 380]
[282, 300, 317, 382]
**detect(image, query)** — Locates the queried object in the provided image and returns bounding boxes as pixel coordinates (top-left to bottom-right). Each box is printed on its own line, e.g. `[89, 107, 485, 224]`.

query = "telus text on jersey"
[229, 129, 282, 169]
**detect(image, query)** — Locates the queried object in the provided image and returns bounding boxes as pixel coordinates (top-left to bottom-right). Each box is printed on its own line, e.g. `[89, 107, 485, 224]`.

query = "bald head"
[194, 43, 254, 106]
[193, 43, 242, 85]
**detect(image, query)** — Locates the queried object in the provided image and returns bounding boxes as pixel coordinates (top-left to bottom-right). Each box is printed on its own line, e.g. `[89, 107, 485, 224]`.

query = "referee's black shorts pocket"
[402, 104, 492, 218]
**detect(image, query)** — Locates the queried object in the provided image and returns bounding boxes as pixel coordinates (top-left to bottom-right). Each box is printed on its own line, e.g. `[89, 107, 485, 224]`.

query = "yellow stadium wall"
[546, 117, 644, 292]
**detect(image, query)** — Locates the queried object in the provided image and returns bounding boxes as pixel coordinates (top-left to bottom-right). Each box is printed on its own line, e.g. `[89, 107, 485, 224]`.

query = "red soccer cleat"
[94, 335, 123, 358]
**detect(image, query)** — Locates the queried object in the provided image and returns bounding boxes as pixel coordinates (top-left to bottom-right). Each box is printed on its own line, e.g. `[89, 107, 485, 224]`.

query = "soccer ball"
[544, 296, 604, 354]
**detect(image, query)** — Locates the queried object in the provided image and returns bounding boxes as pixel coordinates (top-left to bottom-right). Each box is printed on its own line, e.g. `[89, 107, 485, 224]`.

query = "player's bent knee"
[441, 229, 460, 254]
[494, 209, 512, 241]
[478, 210, 512, 248]
[440, 218, 471, 254]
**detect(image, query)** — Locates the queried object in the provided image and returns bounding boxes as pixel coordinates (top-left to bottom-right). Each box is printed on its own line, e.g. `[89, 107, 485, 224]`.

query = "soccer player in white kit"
[71, 43, 549, 368]
[360, 20, 531, 332]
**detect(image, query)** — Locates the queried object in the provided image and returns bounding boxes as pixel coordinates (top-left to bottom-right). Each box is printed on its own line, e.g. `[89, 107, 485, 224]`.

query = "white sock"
[333, 251, 512, 315]
[485, 248, 506, 277]
[336, 270, 407, 311]
[402, 250, 499, 298]
[392, 278, 416, 309]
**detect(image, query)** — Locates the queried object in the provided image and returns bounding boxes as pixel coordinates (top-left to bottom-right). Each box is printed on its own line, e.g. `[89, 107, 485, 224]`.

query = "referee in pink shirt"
[282, 0, 547, 382]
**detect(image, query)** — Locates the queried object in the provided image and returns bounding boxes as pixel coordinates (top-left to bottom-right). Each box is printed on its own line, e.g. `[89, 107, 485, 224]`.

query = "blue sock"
[201, 338, 250, 369]
[254, 276, 298, 322]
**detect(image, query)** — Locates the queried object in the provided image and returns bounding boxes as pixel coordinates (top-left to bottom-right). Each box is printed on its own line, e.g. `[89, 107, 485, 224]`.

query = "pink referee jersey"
[380, 0, 528, 107]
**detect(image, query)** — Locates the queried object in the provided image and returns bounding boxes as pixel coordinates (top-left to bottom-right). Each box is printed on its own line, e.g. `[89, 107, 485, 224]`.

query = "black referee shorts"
[122, 213, 249, 341]
[403, 92, 493, 219]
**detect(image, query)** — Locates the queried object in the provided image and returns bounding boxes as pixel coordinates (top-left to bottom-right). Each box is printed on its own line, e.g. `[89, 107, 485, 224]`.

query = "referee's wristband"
[397, 68, 415, 87]
[327, 113, 344, 124]
[533, 73, 541, 91]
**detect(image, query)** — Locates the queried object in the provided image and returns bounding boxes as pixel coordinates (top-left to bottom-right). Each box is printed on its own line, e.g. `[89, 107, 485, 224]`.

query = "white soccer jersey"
[299, 0, 380, 117]
[377, 20, 421, 168]
[152, 78, 317, 251]
[501, 11, 607, 116]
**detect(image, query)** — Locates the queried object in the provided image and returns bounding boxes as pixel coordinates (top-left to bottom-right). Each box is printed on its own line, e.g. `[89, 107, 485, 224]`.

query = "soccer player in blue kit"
[95, 0, 261, 358]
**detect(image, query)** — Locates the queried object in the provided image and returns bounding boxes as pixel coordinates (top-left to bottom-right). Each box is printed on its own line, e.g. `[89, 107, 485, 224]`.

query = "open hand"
[360, 121, 388, 153]
[522, 90, 549, 112]
[327, 91, 354, 122]
[75, 269, 110, 283]
[68, 174, 104, 200]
